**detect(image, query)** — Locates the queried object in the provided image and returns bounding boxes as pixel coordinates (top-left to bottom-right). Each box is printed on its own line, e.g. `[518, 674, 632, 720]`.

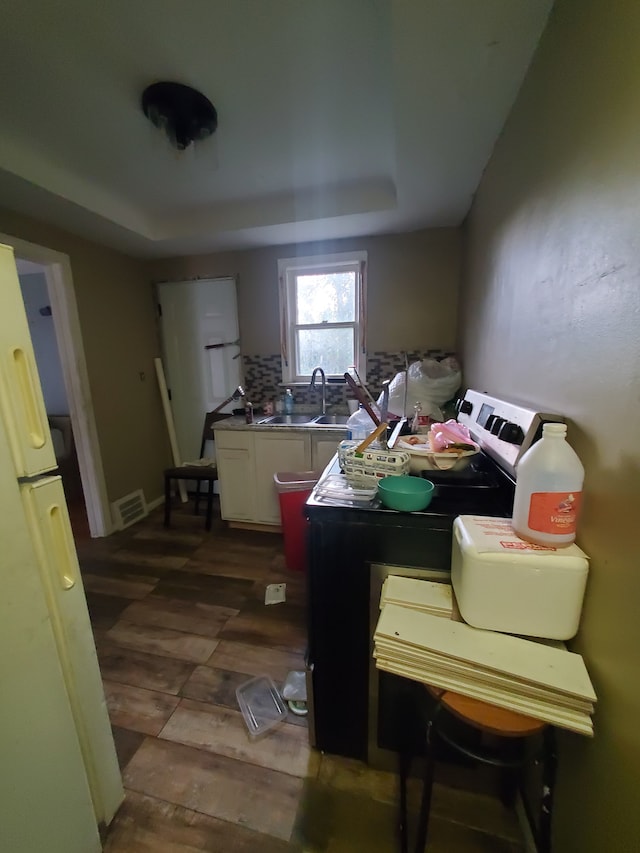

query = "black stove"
[304, 390, 565, 762]
[417, 452, 513, 518]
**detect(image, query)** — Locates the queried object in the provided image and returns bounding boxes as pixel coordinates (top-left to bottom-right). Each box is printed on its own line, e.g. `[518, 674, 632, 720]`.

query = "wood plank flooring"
[76, 501, 526, 851]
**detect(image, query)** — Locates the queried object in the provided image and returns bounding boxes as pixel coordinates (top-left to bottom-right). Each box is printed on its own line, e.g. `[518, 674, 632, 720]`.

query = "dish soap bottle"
[512, 423, 584, 548]
[283, 388, 294, 415]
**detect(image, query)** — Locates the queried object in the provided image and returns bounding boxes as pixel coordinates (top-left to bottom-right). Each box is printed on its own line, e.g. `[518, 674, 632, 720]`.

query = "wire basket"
[338, 440, 411, 487]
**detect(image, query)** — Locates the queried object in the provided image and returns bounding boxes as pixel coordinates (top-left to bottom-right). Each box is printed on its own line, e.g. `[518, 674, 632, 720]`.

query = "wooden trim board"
[374, 642, 594, 714]
[381, 576, 453, 616]
[375, 604, 596, 702]
[376, 658, 594, 736]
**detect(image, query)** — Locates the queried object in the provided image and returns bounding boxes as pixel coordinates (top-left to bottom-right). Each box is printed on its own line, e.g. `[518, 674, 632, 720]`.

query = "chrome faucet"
[310, 367, 326, 415]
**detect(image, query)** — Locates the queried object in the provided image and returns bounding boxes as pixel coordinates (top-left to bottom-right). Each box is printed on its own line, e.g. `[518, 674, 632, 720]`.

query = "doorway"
[156, 277, 242, 463]
[2, 232, 111, 537]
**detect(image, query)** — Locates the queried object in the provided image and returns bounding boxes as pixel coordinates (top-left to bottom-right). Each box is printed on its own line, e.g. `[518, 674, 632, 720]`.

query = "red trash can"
[274, 471, 320, 572]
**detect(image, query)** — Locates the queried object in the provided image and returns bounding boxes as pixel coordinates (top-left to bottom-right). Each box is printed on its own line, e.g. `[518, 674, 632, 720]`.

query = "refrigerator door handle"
[47, 502, 77, 590]
[10, 345, 47, 450]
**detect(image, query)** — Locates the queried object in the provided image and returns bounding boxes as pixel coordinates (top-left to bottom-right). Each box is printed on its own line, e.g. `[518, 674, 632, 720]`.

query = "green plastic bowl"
[377, 475, 435, 512]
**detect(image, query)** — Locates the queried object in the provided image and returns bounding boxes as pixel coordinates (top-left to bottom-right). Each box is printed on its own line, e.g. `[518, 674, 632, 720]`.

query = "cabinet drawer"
[214, 429, 253, 451]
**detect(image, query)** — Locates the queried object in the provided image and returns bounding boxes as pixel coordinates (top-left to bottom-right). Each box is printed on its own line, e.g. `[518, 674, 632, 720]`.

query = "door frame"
[2, 231, 111, 537]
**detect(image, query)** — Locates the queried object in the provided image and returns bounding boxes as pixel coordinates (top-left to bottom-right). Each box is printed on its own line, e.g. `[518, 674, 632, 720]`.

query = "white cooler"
[451, 515, 589, 640]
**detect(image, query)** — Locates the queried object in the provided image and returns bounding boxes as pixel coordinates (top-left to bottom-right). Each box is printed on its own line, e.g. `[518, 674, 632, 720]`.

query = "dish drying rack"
[338, 440, 411, 488]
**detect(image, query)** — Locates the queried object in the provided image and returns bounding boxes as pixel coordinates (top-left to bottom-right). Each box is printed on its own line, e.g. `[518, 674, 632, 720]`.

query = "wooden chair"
[163, 412, 230, 531]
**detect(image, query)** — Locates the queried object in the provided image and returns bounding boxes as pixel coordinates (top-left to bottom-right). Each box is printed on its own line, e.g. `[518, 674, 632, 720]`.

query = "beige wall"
[149, 228, 461, 356]
[0, 209, 170, 507]
[0, 214, 461, 511]
[460, 0, 640, 848]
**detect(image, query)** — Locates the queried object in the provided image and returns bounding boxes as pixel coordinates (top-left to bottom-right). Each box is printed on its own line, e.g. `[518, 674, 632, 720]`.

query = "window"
[278, 251, 367, 383]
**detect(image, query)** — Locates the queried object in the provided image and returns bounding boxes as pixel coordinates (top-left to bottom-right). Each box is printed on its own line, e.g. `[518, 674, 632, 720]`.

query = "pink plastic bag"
[429, 419, 477, 452]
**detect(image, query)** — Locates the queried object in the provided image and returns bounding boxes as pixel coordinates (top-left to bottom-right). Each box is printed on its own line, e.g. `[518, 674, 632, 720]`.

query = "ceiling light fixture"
[141, 81, 218, 151]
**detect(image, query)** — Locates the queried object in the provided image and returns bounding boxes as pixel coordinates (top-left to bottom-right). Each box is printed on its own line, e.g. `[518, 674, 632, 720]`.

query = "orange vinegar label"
[528, 491, 582, 534]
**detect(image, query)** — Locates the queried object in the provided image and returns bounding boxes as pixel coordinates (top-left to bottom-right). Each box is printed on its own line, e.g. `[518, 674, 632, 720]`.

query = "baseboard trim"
[227, 520, 281, 534]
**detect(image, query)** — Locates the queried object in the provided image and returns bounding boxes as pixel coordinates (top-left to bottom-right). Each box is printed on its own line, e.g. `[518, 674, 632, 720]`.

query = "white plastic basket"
[338, 440, 411, 487]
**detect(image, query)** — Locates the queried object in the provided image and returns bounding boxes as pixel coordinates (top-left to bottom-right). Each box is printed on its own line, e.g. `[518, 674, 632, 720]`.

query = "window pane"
[297, 328, 354, 375]
[296, 273, 355, 324]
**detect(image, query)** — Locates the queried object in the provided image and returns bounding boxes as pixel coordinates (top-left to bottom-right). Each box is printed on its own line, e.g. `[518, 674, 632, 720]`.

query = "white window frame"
[278, 250, 367, 384]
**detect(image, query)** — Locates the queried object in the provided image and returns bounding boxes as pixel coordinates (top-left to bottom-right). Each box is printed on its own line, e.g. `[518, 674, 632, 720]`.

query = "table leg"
[538, 728, 557, 853]
[414, 717, 436, 853]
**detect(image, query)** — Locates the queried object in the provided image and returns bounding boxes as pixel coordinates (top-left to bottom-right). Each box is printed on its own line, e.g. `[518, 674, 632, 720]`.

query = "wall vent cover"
[111, 489, 147, 530]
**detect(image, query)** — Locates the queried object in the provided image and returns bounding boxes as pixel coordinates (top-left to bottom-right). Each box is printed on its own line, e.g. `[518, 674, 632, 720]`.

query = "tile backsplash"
[242, 350, 457, 412]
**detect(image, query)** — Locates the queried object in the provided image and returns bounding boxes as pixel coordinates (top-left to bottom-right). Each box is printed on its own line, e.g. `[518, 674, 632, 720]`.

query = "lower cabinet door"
[312, 435, 344, 472]
[254, 433, 310, 524]
[217, 448, 256, 520]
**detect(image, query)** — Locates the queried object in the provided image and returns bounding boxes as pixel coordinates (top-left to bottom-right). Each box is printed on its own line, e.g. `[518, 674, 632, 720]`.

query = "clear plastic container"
[346, 403, 380, 440]
[314, 473, 378, 504]
[512, 423, 584, 548]
[236, 674, 287, 737]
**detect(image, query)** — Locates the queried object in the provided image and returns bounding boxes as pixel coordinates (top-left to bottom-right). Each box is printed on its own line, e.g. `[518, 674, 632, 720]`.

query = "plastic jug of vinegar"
[512, 423, 584, 548]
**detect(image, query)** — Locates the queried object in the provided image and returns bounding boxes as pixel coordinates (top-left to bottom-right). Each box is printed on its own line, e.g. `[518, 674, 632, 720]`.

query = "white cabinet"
[215, 431, 256, 521]
[216, 447, 256, 521]
[254, 433, 310, 525]
[215, 427, 315, 527]
[311, 434, 344, 472]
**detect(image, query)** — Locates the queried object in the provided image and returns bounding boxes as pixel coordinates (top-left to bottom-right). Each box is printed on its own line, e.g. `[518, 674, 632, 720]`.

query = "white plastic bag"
[381, 357, 461, 418]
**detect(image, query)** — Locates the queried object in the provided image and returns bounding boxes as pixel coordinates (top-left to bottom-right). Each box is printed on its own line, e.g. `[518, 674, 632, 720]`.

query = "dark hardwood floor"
[76, 501, 526, 851]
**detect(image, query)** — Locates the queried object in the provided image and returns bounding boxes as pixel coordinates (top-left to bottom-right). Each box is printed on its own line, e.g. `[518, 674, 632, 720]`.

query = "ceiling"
[0, 0, 553, 258]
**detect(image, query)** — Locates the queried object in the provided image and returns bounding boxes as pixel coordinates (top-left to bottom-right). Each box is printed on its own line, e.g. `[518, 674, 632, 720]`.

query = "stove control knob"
[485, 414, 497, 431]
[499, 422, 524, 444]
[458, 399, 473, 415]
[490, 417, 505, 435]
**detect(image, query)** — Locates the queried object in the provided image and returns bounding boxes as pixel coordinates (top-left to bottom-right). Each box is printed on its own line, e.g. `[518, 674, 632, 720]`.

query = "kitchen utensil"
[403, 352, 409, 418]
[377, 475, 435, 512]
[388, 418, 407, 449]
[211, 385, 245, 415]
[349, 365, 378, 408]
[355, 421, 388, 454]
[380, 379, 390, 428]
[344, 372, 381, 426]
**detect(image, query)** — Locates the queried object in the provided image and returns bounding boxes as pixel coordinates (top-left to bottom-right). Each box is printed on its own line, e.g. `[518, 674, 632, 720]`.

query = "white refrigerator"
[0, 243, 123, 852]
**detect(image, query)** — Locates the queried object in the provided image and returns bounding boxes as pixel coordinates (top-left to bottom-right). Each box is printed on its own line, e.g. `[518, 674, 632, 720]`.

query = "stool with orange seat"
[397, 684, 556, 853]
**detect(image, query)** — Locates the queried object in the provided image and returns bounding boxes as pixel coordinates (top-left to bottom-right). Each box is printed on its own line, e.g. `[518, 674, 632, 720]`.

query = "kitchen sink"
[255, 414, 314, 425]
[311, 414, 350, 425]
[254, 413, 350, 428]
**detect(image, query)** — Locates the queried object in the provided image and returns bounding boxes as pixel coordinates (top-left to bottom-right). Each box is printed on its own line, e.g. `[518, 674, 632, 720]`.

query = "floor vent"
[111, 489, 147, 530]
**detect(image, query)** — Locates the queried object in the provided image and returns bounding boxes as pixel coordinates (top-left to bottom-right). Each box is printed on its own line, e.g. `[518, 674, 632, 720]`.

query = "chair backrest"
[199, 411, 232, 459]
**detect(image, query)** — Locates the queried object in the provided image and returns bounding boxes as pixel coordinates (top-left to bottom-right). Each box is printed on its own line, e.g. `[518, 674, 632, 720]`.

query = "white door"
[157, 278, 241, 463]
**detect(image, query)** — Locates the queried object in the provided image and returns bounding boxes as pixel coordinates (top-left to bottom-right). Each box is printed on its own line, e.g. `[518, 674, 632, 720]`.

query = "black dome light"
[141, 81, 218, 150]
